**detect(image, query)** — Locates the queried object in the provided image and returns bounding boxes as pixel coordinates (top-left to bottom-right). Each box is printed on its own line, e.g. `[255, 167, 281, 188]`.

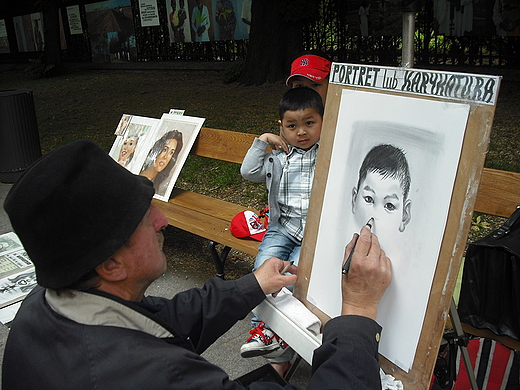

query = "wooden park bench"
[153, 126, 520, 284]
[152, 127, 262, 278]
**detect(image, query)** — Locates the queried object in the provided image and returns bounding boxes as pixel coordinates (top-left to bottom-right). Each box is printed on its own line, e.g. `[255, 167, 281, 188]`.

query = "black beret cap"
[3, 139, 155, 289]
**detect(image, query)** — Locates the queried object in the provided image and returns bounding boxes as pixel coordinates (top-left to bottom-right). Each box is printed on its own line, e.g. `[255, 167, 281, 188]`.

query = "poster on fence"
[85, 0, 136, 63]
[13, 13, 44, 52]
[0, 19, 9, 53]
[167, 0, 250, 43]
[140, 0, 160, 27]
[66, 5, 83, 35]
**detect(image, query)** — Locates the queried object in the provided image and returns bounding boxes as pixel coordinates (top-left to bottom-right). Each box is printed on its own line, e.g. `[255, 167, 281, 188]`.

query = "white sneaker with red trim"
[240, 322, 287, 358]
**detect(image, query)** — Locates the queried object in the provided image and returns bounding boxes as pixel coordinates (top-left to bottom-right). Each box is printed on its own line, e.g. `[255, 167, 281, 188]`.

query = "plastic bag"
[458, 207, 520, 341]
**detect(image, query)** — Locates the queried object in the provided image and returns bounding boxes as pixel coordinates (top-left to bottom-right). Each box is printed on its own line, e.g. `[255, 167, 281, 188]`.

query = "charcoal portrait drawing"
[306, 89, 470, 371]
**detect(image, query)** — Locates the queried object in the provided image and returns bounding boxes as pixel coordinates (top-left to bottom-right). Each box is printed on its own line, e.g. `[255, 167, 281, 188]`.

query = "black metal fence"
[1, 0, 519, 68]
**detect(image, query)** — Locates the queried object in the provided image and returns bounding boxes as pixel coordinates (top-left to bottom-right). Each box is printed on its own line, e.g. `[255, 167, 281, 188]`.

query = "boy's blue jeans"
[251, 223, 300, 363]
[253, 223, 301, 271]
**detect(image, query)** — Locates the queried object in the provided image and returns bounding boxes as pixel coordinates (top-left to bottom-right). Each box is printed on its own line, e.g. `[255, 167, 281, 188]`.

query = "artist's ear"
[351, 187, 358, 214]
[95, 256, 128, 282]
[399, 199, 412, 232]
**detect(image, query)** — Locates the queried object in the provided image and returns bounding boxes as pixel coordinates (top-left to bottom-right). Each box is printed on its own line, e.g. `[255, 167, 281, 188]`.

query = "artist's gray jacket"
[3, 274, 382, 390]
[240, 137, 286, 225]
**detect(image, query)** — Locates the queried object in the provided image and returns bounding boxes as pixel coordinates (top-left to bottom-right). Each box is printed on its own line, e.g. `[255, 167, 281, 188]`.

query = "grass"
[0, 66, 283, 209]
[0, 65, 518, 241]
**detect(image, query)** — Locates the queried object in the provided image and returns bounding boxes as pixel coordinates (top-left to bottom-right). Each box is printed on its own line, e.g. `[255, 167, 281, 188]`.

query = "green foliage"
[221, 59, 245, 84]
[470, 215, 491, 232]
[24, 57, 56, 79]
[467, 212, 505, 245]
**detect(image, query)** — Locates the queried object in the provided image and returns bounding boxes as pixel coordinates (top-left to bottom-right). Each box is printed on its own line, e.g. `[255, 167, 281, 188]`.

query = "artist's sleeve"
[240, 137, 270, 182]
[307, 315, 382, 390]
[147, 273, 266, 354]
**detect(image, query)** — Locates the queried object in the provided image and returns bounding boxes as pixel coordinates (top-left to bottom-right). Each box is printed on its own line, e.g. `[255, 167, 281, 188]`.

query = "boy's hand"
[259, 133, 289, 154]
[254, 257, 297, 297]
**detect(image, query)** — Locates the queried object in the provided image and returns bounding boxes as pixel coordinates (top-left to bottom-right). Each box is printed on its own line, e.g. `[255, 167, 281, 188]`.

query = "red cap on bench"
[230, 211, 267, 241]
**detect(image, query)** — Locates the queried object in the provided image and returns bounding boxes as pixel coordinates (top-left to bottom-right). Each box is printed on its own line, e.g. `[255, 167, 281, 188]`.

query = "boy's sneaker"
[262, 338, 290, 359]
[240, 322, 285, 358]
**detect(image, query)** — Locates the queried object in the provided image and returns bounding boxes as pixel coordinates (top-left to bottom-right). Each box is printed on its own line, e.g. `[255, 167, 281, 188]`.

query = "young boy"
[239, 87, 324, 376]
[351, 144, 412, 244]
[286, 52, 332, 104]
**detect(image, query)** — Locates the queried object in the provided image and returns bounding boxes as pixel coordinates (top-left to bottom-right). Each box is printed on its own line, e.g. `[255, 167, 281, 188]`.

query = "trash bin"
[0, 89, 42, 183]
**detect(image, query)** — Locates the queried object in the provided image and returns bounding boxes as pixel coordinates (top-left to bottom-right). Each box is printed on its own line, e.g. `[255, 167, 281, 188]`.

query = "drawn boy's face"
[279, 107, 322, 150]
[351, 171, 412, 239]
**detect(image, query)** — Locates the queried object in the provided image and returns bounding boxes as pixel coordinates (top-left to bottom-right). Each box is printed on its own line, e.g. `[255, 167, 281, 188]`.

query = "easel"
[448, 298, 479, 390]
[290, 63, 500, 388]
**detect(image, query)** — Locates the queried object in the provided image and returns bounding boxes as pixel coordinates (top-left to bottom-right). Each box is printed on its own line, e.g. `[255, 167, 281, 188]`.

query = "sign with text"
[66, 5, 83, 35]
[330, 63, 500, 106]
[140, 0, 160, 27]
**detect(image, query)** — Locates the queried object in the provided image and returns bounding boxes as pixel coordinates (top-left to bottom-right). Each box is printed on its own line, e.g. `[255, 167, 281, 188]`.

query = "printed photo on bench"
[306, 89, 471, 372]
[133, 113, 205, 201]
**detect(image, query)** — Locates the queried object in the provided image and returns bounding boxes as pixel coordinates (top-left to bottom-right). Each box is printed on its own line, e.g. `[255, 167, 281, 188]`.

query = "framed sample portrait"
[133, 113, 205, 201]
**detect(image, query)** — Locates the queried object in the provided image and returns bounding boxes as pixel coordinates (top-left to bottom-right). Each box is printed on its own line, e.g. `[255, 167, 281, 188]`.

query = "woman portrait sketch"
[117, 134, 138, 168]
[140, 130, 183, 196]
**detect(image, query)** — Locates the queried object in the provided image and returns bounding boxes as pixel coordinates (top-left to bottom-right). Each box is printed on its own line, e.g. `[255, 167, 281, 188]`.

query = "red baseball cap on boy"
[286, 55, 332, 86]
[230, 210, 267, 241]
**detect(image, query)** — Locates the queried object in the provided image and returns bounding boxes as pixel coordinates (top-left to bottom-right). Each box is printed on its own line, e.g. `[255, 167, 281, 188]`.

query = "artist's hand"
[254, 257, 297, 297]
[259, 133, 289, 154]
[341, 226, 392, 320]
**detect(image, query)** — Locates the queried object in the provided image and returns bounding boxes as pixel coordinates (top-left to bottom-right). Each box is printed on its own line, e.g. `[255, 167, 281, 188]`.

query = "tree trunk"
[239, 0, 304, 86]
[42, 0, 64, 75]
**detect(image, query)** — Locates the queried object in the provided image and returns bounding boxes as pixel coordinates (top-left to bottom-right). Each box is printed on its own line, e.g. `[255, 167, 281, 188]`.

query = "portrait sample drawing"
[133, 113, 205, 201]
[109, 115, 159, 173]
[306, 89, 470, 371]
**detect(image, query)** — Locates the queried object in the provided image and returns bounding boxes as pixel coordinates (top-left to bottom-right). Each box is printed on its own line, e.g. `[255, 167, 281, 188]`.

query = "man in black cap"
[2, 139, 391, 389]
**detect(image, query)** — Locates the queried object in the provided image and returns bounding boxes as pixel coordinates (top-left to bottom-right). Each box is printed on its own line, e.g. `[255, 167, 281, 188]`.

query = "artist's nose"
[150, 205, 168, 231]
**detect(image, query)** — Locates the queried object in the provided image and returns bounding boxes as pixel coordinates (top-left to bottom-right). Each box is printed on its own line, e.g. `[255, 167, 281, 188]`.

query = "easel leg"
[449, 298, 479, 390]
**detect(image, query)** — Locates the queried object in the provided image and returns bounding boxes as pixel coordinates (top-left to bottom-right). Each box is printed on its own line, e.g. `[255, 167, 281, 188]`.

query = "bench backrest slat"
[191, 127, 257, 164]
[474, 168, 520, 218]
[189, 128, 519, 219]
